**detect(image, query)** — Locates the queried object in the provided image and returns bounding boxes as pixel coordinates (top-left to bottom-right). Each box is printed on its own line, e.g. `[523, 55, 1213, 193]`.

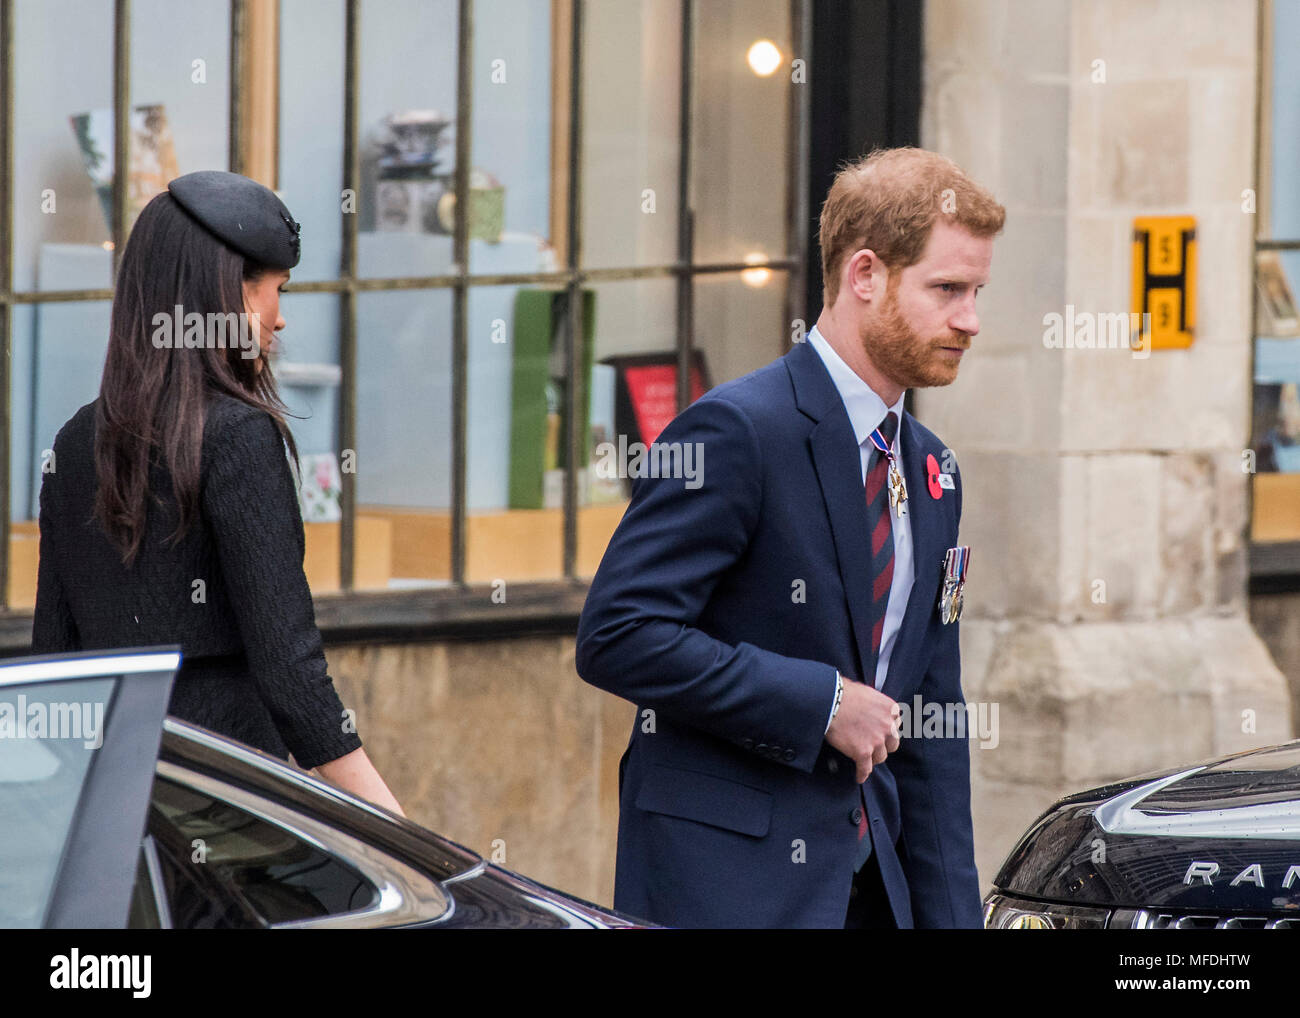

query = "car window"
[132, 776, 379, 928]
[0, 677, 116, 928]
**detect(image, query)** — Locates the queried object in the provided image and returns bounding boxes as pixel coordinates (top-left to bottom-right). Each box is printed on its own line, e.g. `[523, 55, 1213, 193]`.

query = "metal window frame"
[1250, 0, 1300, 592]
[0, 0, 811, 637]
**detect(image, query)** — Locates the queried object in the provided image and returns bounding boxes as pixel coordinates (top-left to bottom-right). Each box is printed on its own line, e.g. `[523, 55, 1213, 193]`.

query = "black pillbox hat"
[168, 170, 301, 269]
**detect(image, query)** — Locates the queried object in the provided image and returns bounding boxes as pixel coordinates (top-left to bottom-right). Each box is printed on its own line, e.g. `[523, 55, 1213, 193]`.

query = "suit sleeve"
[200, 408, 362, 770]
[31, 467, 81, 654]
[576, 396, 838, 774]
[891, 459, 982, 928]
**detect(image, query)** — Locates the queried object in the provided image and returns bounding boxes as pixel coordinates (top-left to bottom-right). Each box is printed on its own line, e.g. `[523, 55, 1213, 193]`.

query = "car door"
[0, 646, 179, 929]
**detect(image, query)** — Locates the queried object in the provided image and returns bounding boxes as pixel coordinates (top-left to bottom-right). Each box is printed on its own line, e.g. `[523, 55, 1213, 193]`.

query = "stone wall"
[324, 637, 633, 908]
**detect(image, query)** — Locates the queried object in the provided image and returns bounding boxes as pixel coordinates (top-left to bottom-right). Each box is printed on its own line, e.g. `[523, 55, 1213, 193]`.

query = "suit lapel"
[881, 411, 943, 701]
[788, 342, 876, 682]
[808, 417, 876, 683]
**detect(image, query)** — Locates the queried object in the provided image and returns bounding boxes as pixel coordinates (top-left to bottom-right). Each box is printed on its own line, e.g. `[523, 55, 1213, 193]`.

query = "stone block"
[922, 67, 1004, 192]
[1081, 453, 1163, 619]
[1061, 340, 1248, 452]
[1000, 79, 1069, 211]
[1091, 79, 1189, 208]
[948, 450, 1062, 620]
[1159, 451, 1215, 616]
[925, 0, 1010, 72]
[1002, 0, 1069, 78]
[1190, 205, 1256, 346]
[1070, 0, 1254, 83]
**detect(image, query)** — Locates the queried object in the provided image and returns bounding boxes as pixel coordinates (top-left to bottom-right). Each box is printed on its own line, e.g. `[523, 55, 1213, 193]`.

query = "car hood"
[993, 741, 1300, 913]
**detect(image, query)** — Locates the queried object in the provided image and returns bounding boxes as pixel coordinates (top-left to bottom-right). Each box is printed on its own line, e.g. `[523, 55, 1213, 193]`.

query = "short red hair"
[819, 147, 1005, 305]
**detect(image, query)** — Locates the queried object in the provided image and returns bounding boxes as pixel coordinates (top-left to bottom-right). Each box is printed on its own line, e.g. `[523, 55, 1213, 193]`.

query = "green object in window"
[509, 289, 595, 510]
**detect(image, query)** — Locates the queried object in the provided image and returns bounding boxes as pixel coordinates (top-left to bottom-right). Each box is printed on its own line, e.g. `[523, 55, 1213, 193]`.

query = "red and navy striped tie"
[865, 410, 898, 667]
[856, 410, 898, 866]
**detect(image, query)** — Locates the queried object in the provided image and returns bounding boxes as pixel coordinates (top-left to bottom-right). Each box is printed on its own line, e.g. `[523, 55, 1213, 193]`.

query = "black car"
[0, 647, 650, 929]
[984, 741, 1300, 929]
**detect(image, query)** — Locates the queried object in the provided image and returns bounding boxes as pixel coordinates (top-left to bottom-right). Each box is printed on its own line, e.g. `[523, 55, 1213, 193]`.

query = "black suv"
[984, 741, 1300, 929]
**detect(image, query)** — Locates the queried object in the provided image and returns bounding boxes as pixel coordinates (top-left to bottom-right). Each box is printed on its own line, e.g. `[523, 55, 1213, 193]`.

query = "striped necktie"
[865, 410, 899, 670]
[856, 409, 898, 868]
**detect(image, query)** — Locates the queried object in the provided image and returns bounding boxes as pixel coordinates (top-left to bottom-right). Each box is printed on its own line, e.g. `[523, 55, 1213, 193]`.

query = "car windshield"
[0, 677, 116, 928]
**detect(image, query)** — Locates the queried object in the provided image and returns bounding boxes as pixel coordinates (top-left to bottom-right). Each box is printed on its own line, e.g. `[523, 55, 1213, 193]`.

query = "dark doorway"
[805, 0, 922, 320]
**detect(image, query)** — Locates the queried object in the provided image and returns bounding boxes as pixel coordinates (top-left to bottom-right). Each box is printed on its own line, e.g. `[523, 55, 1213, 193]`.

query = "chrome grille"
[1115, 909, 1300, 929]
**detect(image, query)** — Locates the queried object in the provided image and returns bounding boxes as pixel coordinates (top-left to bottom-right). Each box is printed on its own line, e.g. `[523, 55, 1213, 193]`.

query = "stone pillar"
[919, 0, 1292, 890]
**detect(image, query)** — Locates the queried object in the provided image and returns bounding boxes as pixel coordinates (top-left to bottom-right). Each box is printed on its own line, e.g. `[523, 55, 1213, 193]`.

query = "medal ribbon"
[867, 425, 896, 465]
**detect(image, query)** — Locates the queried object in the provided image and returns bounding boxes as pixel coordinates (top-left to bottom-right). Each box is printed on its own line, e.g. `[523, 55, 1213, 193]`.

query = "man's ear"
[845, 248, 887, 304]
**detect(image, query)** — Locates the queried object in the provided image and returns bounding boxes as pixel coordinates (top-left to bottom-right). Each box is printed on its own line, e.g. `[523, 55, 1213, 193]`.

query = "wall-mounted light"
[741, 252, 773, 288]
[746, 39, 782, 77]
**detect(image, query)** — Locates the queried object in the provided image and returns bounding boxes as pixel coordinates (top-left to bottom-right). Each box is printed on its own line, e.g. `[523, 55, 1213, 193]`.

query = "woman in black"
[32, 170, 403, 815]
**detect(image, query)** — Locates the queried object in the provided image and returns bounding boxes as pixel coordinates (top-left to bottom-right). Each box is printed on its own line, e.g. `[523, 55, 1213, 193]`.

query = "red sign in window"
[623, 363, 707, 444]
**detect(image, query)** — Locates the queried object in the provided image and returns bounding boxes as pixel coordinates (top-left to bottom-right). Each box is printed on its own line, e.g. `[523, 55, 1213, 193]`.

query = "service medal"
[939, 546, 969, 624]
[868, 424, 908, 519]
[887, 461, 908, 519]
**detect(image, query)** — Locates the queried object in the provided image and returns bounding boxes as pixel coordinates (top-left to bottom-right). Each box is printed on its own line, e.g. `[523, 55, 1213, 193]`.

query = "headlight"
[984, 893, 1111, 929]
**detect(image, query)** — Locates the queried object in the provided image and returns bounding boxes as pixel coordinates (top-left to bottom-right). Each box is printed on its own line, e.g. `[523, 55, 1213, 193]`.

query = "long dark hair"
[93, 190, 300, 567]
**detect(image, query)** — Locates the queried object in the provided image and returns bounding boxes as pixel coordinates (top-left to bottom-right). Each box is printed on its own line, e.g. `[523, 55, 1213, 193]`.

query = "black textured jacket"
[31, 393, 362, 769]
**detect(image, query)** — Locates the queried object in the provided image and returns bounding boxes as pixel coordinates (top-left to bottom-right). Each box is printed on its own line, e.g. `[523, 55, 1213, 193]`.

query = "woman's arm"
[32, 465, 80, 653]
[199, 403, 403, 815]
[314, 747, 406, 816]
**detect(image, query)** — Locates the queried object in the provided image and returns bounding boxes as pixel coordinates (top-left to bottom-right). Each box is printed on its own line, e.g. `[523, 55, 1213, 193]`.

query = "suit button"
[827, 758, 839, 774]
[783, 748, 795, 762]
[755, 743, 769, 754]
[850, 807, 863, 826]
[742, 738, 754, 750]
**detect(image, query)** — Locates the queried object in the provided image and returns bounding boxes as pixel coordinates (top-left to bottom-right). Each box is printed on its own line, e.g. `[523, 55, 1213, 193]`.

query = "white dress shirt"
[806, 325, 915, 706]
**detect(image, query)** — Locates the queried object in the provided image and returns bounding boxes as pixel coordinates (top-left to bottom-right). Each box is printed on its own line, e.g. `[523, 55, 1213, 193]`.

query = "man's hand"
[825, 678, 901, 783]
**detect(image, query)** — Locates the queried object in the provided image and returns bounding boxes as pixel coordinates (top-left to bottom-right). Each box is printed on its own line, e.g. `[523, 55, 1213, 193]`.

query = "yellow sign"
[1131, 216, 1196, 349]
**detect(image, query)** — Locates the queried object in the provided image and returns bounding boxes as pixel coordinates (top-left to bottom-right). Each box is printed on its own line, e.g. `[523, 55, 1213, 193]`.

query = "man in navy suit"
[576, 147, 1005, 928]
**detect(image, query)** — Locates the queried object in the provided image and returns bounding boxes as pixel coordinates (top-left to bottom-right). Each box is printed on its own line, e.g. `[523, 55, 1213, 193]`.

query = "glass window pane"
[1251, 251, 1300, 542]
[13, 0, 114, 292]
[1266, 0, 1300, 240]
[149, 777, 377, 925]
[357, 0, 459, 279]
[691, 0, 791, 265]
[280, 0, 346, 282]
[467, 285, 564, 582]
[129, 0, 231, 209]
[271, 292, 344, 591]
[468, 0, 556, 274]
[11, 299, 113, 611]
[581, 0, 681, 269]
[694, 269, 789, 387]
[579, 277, 677, 578]
[0, 678, 117, 928]
[354, 290, 454, 589]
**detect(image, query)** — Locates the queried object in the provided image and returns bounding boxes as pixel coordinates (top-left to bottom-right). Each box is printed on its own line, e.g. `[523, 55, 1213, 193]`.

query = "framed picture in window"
[1256, 252, 1300, 336]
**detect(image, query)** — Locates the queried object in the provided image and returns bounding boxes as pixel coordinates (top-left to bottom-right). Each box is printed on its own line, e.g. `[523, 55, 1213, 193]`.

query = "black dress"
[31, 392, 363, 770]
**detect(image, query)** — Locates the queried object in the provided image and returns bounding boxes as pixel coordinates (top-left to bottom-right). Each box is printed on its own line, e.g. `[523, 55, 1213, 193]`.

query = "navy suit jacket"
[575, 339, 981, 929]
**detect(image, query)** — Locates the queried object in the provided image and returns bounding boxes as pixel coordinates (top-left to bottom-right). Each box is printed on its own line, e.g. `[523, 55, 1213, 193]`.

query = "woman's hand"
[313, 747, 406, 817]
